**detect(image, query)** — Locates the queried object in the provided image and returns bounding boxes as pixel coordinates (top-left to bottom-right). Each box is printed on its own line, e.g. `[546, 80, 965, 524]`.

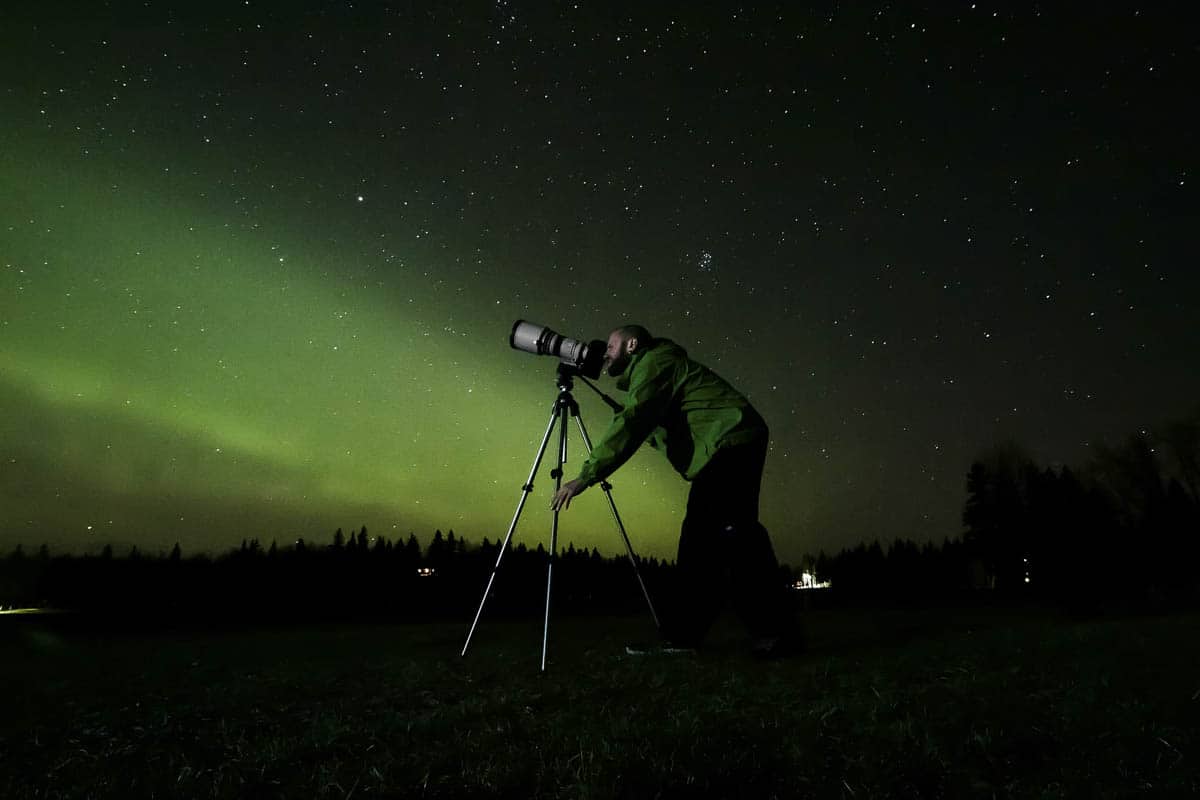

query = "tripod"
[461, 364, 660, 670]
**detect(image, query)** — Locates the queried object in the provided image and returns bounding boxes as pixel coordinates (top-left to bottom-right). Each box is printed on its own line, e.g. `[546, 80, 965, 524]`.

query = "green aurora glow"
[4, 4, 1195, 563]
[2, 136, 692, 558]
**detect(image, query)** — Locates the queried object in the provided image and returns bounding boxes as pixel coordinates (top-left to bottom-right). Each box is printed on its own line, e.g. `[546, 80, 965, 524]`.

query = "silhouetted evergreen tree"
[403, 533, 421, 565]
[1161, 413, 1200, 501]
[962, 442, 1038, 590]
[427, 529, 447, 572]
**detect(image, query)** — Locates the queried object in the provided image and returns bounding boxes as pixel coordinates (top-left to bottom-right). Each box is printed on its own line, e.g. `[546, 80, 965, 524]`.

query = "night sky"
[2, 2, 1196, 564]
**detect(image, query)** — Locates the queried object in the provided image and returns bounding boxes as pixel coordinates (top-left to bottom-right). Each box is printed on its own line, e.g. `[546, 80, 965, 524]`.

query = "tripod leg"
[541, 399, 570, 671]
[461, 403, 561, 657]
[571, 413, 662, 631]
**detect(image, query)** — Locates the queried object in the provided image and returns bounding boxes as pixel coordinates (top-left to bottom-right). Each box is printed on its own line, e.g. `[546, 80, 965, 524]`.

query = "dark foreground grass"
[1, 607, 1196, 798]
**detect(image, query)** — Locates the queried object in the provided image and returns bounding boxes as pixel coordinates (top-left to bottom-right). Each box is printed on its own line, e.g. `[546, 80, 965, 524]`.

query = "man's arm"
[574, 357, 675, 487]
[554, 417, 679, 511]
[550, 478, 587, 511]
[551, 355, 676, 511]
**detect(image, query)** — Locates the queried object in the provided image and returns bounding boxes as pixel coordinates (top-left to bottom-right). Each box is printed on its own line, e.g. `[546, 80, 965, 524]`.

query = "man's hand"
[550, 479, 587, 512]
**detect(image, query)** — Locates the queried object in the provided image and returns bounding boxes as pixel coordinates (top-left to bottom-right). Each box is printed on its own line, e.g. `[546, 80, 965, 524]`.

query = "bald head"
[602, 324, 654, 378]
[611, 324, 652, 350]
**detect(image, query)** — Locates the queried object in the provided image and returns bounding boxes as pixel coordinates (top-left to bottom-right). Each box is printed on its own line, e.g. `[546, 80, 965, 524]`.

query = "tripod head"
[555, 364, 623, 413]
[555, 363, 580, 391]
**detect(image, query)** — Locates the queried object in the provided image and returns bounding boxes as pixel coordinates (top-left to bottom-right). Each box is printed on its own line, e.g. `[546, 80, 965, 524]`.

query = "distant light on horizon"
[793, 572, 831, 591]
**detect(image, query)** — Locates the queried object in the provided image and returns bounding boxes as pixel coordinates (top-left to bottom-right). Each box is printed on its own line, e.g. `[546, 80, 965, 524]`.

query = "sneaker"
[624, 641, 697, 656]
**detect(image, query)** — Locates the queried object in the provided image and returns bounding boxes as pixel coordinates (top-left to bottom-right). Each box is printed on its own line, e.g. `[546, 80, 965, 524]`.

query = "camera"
[510, 320, 605, 379]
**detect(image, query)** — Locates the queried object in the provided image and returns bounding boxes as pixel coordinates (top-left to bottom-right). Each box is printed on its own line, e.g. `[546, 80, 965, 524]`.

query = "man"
[551, 324, 798, 656]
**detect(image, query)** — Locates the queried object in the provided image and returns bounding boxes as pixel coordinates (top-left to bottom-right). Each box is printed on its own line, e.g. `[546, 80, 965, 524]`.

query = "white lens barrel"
[510, 320, 549, 354]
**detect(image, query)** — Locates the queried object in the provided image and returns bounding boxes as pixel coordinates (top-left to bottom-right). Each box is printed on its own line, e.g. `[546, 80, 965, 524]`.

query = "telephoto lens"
[510, 320, 605, 379]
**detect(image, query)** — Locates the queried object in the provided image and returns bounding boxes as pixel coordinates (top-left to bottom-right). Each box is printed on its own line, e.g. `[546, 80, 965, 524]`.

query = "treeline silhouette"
[958, 415, 1200, 608]
[804, 411, 1200, 610]
[804, 538, 974, 605]
[3, 414, 1196, 622]
[0, 528, 678, 625]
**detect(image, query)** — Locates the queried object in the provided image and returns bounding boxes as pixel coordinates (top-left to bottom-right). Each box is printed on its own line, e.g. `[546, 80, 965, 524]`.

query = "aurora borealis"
[2, 3, 1196, 563]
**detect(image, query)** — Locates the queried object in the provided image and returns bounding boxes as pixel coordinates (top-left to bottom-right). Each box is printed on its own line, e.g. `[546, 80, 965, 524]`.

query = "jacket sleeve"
[575, 356, 675, 486]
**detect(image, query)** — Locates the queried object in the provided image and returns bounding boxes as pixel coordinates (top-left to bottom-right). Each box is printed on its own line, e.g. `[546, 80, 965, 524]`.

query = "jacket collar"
[614, 343, 653, 391]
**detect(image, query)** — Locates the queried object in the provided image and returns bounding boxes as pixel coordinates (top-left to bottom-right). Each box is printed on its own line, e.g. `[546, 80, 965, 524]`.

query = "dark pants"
[663, 437, 789, 646]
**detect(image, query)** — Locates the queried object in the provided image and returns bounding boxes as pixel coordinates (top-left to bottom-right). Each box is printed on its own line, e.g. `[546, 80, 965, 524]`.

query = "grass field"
[1, 606, 1196, 798]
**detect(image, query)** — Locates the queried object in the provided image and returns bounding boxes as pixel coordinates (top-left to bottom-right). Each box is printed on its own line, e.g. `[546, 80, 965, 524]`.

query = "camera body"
[510, 320, 605, 379]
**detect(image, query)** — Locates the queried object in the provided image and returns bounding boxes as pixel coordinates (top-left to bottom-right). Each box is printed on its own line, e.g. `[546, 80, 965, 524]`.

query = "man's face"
[603, 331, 635, 378]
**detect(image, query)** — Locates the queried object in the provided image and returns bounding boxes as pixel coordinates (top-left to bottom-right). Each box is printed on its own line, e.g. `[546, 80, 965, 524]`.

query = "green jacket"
[575, 339, 767, 486]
